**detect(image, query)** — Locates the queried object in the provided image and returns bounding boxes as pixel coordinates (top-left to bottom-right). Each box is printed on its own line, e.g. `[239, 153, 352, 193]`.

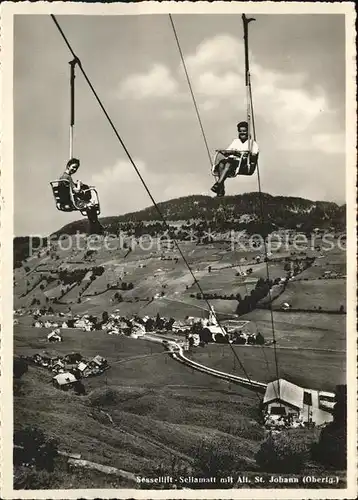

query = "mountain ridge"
[51, 192, 346, 236]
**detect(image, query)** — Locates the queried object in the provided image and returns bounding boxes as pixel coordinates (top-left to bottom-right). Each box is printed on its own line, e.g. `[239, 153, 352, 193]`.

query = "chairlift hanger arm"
[242, 14, 255, 86]
[69, 57, 80, 128]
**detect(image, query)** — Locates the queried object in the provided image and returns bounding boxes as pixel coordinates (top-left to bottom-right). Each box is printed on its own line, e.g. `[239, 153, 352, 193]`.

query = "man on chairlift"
[60, 158, 104, 235]
[211, 121, 259, 197]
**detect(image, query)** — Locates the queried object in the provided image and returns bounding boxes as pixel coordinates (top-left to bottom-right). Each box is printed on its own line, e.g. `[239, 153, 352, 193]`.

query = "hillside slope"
[51, 193, 345, 237]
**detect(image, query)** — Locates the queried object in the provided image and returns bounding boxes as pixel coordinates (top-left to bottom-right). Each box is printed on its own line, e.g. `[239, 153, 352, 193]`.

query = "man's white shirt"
[226, 138, 259, 155]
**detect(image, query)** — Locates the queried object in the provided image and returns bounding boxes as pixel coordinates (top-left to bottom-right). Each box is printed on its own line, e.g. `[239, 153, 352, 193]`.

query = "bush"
[191, 439, 250, 488]
[73, 380, 86, 396]
[312, 426, 346, 469]
[255, 332, 265, 345]
[14, 427, 58, 472]
[255, 431, 311, 473]
[14, 357, 28, 379]
[312, 384, 347, 469]
[14, 468, 57, 490]
[88, 387, 120, 407]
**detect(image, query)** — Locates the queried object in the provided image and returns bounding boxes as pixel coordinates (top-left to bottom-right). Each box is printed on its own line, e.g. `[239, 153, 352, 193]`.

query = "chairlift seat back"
[50, 180, 101, 215]
[50, 180, 77, 212]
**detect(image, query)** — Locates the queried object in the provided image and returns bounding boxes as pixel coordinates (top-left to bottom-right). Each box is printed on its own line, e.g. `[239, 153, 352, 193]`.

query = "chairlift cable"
[169, 14, 213, 169]
[51, 14, 262, 402]
[170, 11, 276, 395]
[236, 258, 276, 381]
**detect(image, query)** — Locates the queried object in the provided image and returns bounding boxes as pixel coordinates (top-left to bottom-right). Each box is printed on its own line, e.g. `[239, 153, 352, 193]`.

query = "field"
[13, 232, 348, 488]
[189, 267, 256, 297]
[274, 279, 346, 311]
[292, 245, 346, 280]
[242, 310, 346, 350]
[14, 324, 263, 484]
[189, 343, 345, 392]
[186, 308, 346, 392]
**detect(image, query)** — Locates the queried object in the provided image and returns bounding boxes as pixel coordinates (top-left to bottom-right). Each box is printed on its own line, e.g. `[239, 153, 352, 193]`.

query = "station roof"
[264, 379, 304, 410]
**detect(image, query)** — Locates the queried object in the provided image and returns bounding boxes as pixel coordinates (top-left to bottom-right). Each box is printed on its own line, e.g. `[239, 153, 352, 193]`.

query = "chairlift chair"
[50, 179, 100, 217]
[211, 149, 256, 182]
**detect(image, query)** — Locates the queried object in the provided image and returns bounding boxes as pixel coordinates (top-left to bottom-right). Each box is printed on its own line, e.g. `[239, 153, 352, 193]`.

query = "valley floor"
[13, 322, 346, 489]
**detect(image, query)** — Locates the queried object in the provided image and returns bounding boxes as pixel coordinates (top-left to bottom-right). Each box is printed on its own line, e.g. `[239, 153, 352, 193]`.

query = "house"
[185, 316, 202, 326]
[102, 321, 115, 330]
[184, 333, 200, 350]
[91, 355, 107, 366]
[131, 322, 146, 336]
[52, 372, 77, 390]
[263, 379, 305, 421]
[63, 352, 82, 364]
[51, 359, 65, 373]
[188, 333, 200, 346]
[206, 325, 227, 336]
[74, 319, 87, 329]
[88, 355, 108, 374]
[77, 361, 91, 377]
[107, 327, 120, 335]
[83, 322, 94, 332]
[172, 320, 188, 332]
[48, 330, 62, 342]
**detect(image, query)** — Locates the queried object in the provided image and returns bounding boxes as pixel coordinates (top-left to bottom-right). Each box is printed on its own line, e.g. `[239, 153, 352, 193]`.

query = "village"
[14, 299, 337, 434]
[14, 305, 268, 346]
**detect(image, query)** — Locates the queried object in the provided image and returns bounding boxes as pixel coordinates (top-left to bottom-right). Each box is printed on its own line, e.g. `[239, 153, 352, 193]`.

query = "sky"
[14, 13, 346, 236]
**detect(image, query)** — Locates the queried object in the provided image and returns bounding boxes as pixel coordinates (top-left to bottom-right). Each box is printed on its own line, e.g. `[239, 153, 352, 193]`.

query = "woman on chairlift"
[60, 158, 104, 235]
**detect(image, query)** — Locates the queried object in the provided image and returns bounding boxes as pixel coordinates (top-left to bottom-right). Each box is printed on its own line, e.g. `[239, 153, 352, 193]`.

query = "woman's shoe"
[211, 182, 220, 194]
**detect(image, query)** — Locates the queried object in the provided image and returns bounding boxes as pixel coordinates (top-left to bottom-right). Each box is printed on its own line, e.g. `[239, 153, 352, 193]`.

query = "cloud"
[280, 131, 344, 154]
[311, 133, 345, 154]
[119, 64, 179, 100]
[186, 34, 244, 73]
[160, 108, 191, 120]
[91, 158, 147, 186]
[89, 158, 151, 216]
[88, 156, 210, 218]
[117, 34, 332, 143]
[195, 71, 242, 98]
[110, 34, 343, 209]
[180, 33, 345, 170]
[185, 34, 328, 135]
